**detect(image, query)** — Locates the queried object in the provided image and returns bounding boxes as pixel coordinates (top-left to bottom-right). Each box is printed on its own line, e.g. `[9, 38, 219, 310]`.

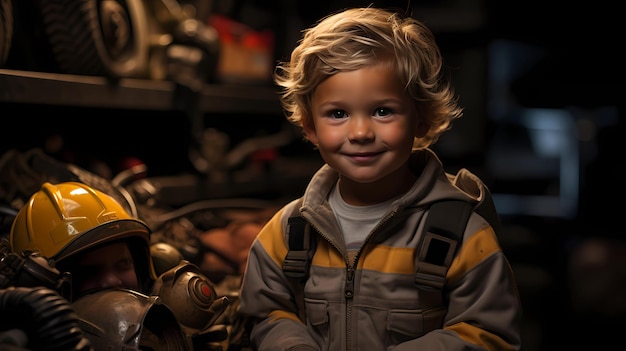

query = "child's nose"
[348, 117, 374, 142]
[99, 272, 124, 289]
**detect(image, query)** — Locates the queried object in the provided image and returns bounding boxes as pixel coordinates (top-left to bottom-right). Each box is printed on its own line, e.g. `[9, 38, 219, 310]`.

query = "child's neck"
[338, 167, 417, 206]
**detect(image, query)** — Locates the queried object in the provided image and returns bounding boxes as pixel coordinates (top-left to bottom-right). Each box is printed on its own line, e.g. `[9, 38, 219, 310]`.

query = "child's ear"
[302, 118, 319, 145]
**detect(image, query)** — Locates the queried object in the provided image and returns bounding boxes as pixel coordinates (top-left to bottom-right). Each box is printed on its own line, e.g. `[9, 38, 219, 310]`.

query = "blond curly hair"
[274, 7, 463, 150]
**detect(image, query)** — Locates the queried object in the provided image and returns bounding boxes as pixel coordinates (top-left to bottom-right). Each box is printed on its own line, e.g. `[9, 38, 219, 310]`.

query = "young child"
[237, 7, 523, 351]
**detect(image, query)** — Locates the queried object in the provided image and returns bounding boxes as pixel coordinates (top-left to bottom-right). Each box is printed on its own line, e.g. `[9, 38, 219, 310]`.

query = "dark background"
[1, 1, 624, 350]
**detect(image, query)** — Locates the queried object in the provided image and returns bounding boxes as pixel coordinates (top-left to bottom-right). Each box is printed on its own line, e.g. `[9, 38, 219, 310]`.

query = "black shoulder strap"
[415, 200, 473, 289]
[283, 216, 316, 280]
[415, 200, 473, 330]
[282, 198, 315, 321]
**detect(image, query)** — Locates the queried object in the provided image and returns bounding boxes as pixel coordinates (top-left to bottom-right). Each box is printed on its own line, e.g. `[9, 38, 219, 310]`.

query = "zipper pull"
[345, 268, 354, 299]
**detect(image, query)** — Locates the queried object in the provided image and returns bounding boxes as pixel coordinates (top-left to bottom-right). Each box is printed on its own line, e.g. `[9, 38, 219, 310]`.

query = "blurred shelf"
[0, 69, 281, 114]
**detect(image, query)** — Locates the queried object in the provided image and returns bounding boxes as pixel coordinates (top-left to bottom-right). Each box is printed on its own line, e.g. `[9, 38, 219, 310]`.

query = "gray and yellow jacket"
[238, 149, 522, 351]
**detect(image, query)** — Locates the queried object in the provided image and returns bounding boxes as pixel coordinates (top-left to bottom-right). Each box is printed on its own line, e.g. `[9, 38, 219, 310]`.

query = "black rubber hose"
[0, 287, 92, 351]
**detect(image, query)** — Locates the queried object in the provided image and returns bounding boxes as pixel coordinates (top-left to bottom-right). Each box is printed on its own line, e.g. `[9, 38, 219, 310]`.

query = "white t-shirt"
[329, 181, 395, 251]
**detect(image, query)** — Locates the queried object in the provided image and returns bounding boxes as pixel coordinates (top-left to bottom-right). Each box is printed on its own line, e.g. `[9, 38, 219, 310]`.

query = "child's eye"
[330, 110, 347, 119]
[374, 108, 392, 117]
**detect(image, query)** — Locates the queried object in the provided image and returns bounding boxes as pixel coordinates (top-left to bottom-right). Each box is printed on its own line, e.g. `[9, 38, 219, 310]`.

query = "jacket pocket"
[304, 298, 330, 349]
[305, 298, 329, 326]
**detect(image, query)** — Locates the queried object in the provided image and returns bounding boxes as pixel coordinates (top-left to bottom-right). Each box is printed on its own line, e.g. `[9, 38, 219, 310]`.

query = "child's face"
[305, 63, 423, 187]
[71, 241, 140, 296]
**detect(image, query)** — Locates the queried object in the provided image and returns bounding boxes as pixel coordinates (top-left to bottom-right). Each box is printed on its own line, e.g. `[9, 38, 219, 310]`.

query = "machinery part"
[0, 0, 12, 67]
[72, 288, 191, 351]
[151, 260, 229, 331]
[150, 241, 184, 277]
[34, 0, 149, 78]
[145, 0, 220, 84]
[0, 238, 70, 292]
[0, 148, 139, 221]
[0, 286, 93, 351]
[9, 181, 157, 286]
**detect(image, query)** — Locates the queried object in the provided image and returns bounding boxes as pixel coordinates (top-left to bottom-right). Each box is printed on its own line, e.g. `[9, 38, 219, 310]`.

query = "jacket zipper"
[345, 266, 355, 351]
[344, 210, 396, 350]
[307, 210, 396, 351]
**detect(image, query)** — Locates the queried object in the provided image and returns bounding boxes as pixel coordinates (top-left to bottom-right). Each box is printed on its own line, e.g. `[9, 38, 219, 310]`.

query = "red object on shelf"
[209, 15, 275, 82]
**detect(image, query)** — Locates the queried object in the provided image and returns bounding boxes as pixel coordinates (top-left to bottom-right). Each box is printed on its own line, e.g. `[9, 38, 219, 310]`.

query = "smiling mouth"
[345, 152, 383, 162]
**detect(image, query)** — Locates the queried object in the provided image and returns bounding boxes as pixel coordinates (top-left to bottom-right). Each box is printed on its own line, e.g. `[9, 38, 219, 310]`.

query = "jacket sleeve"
[393, 215, 523, 351]
[238, 203, 320, 351]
